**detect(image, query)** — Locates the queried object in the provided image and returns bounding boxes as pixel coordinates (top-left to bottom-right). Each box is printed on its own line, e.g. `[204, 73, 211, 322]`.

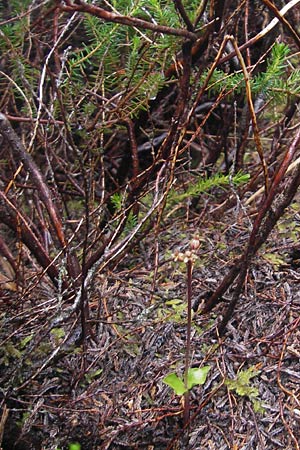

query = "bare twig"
[218, 0, 300, 65]
[172, 0, 194, 32]
[261, 0, 300, 50]
[230, 37, 269, 194]
[0, 405, 9, 449]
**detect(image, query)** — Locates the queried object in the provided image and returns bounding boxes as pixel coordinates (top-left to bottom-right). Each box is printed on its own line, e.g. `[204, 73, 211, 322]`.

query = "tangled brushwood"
[0, 1, 300, 449]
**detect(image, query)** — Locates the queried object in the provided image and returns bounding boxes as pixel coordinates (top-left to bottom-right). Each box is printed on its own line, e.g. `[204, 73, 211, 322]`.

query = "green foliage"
[110, 192, 123, 211]
[20, 334, 34, 349]
[204, 43, 300, 103]
[1, 342, 22, 365]
[253, 43, 290, 97]
[162, 298, 187, 323]
[262, 252, 285, 270]
[50, 328, 66, 345]
[163, 366, 210, 395]
[204, 69, 245, 96]
[0, 11, 39, 110]
[69, 444, 81, 450]
[169, 171, 250, 203]
[285, 68, 300, 97]
[0, 20, 26, 51]
[115, 0, 178, 27]
[16, 411, 30, 428]
[55, 443, 81, 450]
[125, 209, 138, 233]
[225, 366, 264, 413]
[64, 4, 176, 119]
[276, 203, 300, 244]
[181, 0, 205, 24]
[110, 193, 138, 232]
[0, 0, 32, 16]
[128, 0, 203, 28]
[84, 368, 103, 384]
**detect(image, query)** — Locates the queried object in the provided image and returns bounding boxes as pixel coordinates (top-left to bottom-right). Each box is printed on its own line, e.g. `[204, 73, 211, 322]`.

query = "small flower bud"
[173, 250, 185, 262]
[185, 250, 192, 259]
[190, 236, 200, 251]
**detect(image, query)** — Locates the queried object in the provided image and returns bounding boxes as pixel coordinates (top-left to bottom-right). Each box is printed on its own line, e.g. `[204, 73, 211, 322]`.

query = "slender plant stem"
[183, 258, 193, 426]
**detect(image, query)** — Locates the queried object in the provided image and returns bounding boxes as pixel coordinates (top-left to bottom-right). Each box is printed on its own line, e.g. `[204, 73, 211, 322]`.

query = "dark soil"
[1, 200, 300, 450]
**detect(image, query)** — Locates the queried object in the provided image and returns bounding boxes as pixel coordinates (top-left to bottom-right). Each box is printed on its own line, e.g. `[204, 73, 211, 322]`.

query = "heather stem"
[183, 258, 193, 427]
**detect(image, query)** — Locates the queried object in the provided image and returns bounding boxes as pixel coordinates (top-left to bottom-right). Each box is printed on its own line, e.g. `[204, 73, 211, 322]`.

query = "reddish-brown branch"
[193, 0, 209, 28]
[0, 234, 18, 275]
[0, 193, 61, 287]
[200, 258, 242, 314]
[0, 114, 66, 248]
[58, 0, 198, 41]
[214, 159, 300, 334]
[247, 125, 300, 256]
[0, 114, 82, 285]
[124, 119, 140, 184]
[6, 115, 64, 125]
[172, 0, 194, 32]
[203, 127, 300, 332]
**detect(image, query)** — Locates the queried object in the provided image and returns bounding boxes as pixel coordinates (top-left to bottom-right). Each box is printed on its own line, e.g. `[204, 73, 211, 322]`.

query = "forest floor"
[1, 1, 300, 449]
[1, 188, 300, 450]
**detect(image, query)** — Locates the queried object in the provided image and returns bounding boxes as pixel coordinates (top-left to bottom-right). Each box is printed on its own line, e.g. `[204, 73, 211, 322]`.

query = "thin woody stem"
[183, 258, 193, 427]
[59, 0, 198, 41]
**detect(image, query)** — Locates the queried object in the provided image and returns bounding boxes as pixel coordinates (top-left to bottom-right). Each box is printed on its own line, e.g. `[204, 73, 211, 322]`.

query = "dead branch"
[0, 114, 82, 284]
[201, 125, 300, 333]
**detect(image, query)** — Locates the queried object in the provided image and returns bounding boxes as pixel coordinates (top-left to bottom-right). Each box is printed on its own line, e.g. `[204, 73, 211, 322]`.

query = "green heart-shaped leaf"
[163, 373, 187, 395]
[187, 366, 210, 389]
